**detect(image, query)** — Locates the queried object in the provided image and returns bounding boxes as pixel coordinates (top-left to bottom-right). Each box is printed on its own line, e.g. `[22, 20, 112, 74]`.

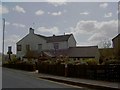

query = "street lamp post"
[2, 18, 5, 63]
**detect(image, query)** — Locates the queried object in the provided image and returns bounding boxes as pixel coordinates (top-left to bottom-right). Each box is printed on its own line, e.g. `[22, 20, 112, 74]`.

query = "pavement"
[29, 70, 120, 90]
[2, 68, 120, 90]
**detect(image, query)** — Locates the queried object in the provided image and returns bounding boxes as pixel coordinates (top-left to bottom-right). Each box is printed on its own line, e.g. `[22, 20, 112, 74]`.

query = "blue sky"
[0, 1, 119, 54]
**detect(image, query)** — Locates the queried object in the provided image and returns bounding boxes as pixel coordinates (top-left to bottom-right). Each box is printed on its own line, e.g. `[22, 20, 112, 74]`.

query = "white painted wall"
[68, 34, 76, 47]
[47, 41, 68, 50]
[17, 33, 47, 58]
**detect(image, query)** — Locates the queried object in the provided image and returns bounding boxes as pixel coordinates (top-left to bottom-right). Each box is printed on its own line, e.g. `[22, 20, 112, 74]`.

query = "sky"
[0, 0, 119, 54]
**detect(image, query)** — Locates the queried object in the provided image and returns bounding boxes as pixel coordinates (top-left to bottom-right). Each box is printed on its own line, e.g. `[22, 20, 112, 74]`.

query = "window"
[26, 44, 30, 51]
[54, 43, 59, 50]
[38, 44, 42, 51]
[17, 45, 22, 51]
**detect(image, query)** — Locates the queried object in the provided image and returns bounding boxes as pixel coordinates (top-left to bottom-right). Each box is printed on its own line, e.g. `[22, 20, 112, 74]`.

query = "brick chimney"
[29, 28, 34, 34]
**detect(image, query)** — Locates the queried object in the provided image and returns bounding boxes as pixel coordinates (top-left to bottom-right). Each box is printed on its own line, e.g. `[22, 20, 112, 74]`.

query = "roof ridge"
[35, 34, 46, 37]
[34, 33, 73, 43]
[46, 33, 72, 38]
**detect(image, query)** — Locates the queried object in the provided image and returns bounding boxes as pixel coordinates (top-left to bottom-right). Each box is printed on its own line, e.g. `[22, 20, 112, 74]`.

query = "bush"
[105, 59, 120, 65]
[84, 58, 98, 65]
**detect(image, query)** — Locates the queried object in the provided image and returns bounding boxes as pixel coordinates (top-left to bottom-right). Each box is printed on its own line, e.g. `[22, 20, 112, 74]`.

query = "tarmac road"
[2, 68, 84, 89]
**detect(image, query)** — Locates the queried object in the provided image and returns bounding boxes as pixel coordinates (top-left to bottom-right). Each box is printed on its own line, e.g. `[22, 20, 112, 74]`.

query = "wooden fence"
[3, 63, 36, 71]
[38, 64, 120, 82]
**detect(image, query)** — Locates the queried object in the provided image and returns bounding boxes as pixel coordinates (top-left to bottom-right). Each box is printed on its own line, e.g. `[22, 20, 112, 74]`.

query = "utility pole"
[2, 18, 5, 63]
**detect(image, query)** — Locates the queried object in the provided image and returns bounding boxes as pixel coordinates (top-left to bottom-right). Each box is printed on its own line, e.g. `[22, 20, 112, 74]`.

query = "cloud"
[12, 23, 26, 28]
[80, 12, 89, 15]
[70, 20, 118, 46]
[13, 5, 26, 13]
[46, 0, 67, 7]
[36, 26, 60, 35]
[48, 11, 62, 16]
[104, 12, 112, 18]
[35, 10, 44, 16]
[0, 5, 9, 14]
[88, 33, 108, 42]
[99, 3, 108, 8]
[89, 20, 118, 45]
[5, 21, 10, 25]
[5, 35, 20, 44]
[71, 20, 97, 34]
[5, 35, 21, 54]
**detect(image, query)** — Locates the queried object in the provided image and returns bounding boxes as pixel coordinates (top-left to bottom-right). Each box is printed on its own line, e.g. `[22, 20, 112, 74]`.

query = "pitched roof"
[46, 34, 72, 43]
[35, 34, 72, 43]
[35, 34, 46, 39]
[68, 46, 99, 58]
[43, 46, 99, 58]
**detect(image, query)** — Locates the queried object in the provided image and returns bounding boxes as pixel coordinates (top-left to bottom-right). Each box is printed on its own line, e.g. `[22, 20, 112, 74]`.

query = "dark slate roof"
[35, 34, 72, 43]
[35, 34, 46, 39]
[68, 46, 99, 58]
[43, 49, 68, 57]
[43, 46, 99, 58]
[46, 34, 72, 43]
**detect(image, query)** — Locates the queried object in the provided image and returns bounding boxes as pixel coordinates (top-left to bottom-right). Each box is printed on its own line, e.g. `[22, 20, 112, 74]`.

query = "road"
[2, 68, 84, 88]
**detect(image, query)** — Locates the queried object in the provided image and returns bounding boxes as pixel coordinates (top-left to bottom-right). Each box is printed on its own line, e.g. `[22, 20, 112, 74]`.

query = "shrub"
[105, 59, 120, 65]
[84, 58, 98, 65]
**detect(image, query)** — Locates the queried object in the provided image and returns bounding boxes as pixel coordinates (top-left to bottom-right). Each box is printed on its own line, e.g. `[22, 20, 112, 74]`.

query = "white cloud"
[104, 12, 112, 18]
[0, 5, 9, 14]
[49, 11, 62, 16]
[70, 20, 118, 46]
[71, 20, 97, 35]
[5, 21, 10, 25]
[5, 35, 20, 44]
[35, 10, 44, 16]
[88, 33, 108, 42]
[46, 0, 67, 7]
[99, 3, 108, 8]
[13, 5, 26, 13]
[12, 23, 26, 28]
[80, 12, 89, 15]
[5, 35, 21, 54]
[37, 26, 60, 35]
[89, 20, 118, 45]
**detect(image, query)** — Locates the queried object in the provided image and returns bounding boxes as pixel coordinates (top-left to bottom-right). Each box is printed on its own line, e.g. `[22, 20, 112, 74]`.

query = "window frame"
[17, 45, 22, 51]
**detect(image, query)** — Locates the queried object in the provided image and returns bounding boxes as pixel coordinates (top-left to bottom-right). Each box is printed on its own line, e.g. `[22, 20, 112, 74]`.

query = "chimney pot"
[29, 28, 34, 34]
